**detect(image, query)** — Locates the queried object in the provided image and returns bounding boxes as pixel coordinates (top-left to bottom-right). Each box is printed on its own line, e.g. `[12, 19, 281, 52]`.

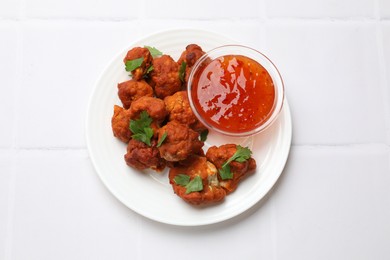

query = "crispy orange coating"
[206, 144, 256, 194]
[157, 121, 203, 162]
[123, 47, 152, 80]
[164, 91, 206, 132]
[124, 139, 166, 172]
[177, 44, 205, 67]
[118, 79, 154, 109]
[149, 55, 182, 98]
[177, 44, 206, 84]
[111, 105, 132, 143]
[129, 96, 168, 123]
[169, 156, 226, 205]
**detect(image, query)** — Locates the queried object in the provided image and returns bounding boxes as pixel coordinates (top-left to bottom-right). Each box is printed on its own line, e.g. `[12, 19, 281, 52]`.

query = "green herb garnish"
[174, 174, 204, 194]
[174, 174, 190, 186]
[145, 46, 163, 58]
[157, 132, 167, 147]
[219, 164, 233, 180]
[125, 57, 144, 72]
[185, 176, 203, 194]
[219, 145, 252, 180]
[199, 129, 208, 142]
[146, 65, 154, 74]
[179, 61, 187, 82]
[129, 111, 154, 146]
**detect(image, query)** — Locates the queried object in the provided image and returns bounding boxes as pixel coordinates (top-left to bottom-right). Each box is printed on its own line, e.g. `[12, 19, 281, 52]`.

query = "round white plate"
[86, 29, 292, 226]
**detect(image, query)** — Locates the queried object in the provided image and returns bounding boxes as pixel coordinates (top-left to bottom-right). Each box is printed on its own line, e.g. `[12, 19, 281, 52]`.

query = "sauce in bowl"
[191, 55, 275, 133]
[188, 45, 284, 137]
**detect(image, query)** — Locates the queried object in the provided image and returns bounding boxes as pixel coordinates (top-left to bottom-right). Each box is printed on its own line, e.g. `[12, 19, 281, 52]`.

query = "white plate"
[86, 29, 292, 226]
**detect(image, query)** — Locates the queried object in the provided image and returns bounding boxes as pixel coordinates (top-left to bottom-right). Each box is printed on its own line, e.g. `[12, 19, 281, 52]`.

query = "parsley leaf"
[222, 145, 252, 167]
[185, 176, 203, 194]
[174, 174, 190, 186]
[129, 111, 154, 146]
[146, 65, 154, 74]
[125, 57, 144, 72]
[145, 46, 163, 58]
[174, 174, 204, 194]
[157, 132, 167, 147]
[199, 129, 208, 142]
[179, 61, 187, 83]
[219, 145, 252, 180]
[219, 164, 233, 180]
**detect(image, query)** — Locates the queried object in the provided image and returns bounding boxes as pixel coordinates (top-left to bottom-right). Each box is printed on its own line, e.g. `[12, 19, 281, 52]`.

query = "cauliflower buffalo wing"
[177, 44, 205, 67]
[111, 105, 132, 143]
[118, 79, 154, 109]
[123, 47, 153, 80]
[206, 144, 256, 193]
[157, 121, 203, 162]
[177, 44, 206, 84]
[149, 55, 182, 98]
[129, 96, 168, 124]
[169, 156, 226, 205]
[124, 139, 166, 172]
[164, 91, 206, 132]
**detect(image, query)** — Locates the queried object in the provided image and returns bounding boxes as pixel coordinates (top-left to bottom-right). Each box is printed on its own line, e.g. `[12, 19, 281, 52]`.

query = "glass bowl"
[187, 45, 285, 137]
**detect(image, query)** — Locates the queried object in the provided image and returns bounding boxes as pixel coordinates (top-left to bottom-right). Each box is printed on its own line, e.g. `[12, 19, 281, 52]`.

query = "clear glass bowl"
[187, 45, 285, 137]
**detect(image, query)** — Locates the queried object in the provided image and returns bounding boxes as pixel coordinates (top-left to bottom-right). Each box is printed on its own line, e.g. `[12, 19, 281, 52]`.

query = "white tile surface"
[132, 20, 267, 49]
[0, 23, 18, 148]
[1, 0, 390, 259]
[378, 0, 390, 19]
[271, 145, 390, 259]
[0, 0, 20, 18]
[24, 0, 141, 19]
[16, 21, 139, 148]
[11, 150, 142, 260]
[0, 151, 14, 260]
[265, 21, 387, 145]
[381, 23, 390, 144]
[145, 0, 265, 19]
[266, 0, 376, 18]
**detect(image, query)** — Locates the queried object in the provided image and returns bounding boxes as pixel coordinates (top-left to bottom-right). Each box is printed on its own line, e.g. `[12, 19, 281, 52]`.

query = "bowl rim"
[187, 44, 285, 137]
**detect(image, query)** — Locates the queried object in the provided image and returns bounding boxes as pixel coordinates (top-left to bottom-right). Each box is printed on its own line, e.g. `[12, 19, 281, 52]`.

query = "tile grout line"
[4, 150, 17, 260]
[374, 0, 390, 145]
[3, 3, 25, 257]
[4, 0, 25, 255]
[1, 16, 390, 23]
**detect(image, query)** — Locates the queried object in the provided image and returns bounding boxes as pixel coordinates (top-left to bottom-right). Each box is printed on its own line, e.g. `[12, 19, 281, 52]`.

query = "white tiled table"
[1, 1, 390, 259]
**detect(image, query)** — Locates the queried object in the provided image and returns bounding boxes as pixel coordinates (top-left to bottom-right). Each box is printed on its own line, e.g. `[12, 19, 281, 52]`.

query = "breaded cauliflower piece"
[124, 139, 166, 172]
[164, 91, 206, 132]
[123, 47, 153, 80]
[169, 156, 226, 205]
[206, 144, 256, 193]
[149, 55, 182, 98]
[157, 121, 203, 162]
[118, 79, 153, 109]
[111, 105, 132, 143]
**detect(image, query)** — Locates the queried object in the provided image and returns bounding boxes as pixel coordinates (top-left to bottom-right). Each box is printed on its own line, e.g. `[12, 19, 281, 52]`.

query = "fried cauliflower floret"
[177, 44, 205, 67]
[124, 139, 166, 172]
[129, 96, 168, 124]
[157, 121, 203, 162]
[164, 91, 206, 132]
[206, 144, 256, 194]
[123, 47, 152, 80]
[169, 156, 226, 205]
[177, 44, 206, 84]
[149, 55, 182, 98]
[118, 79, 154, 109]
[111, 105, 132, 143]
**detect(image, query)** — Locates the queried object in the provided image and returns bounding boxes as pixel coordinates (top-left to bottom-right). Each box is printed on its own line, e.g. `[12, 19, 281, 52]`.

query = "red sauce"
[191, 55, 275, 133]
